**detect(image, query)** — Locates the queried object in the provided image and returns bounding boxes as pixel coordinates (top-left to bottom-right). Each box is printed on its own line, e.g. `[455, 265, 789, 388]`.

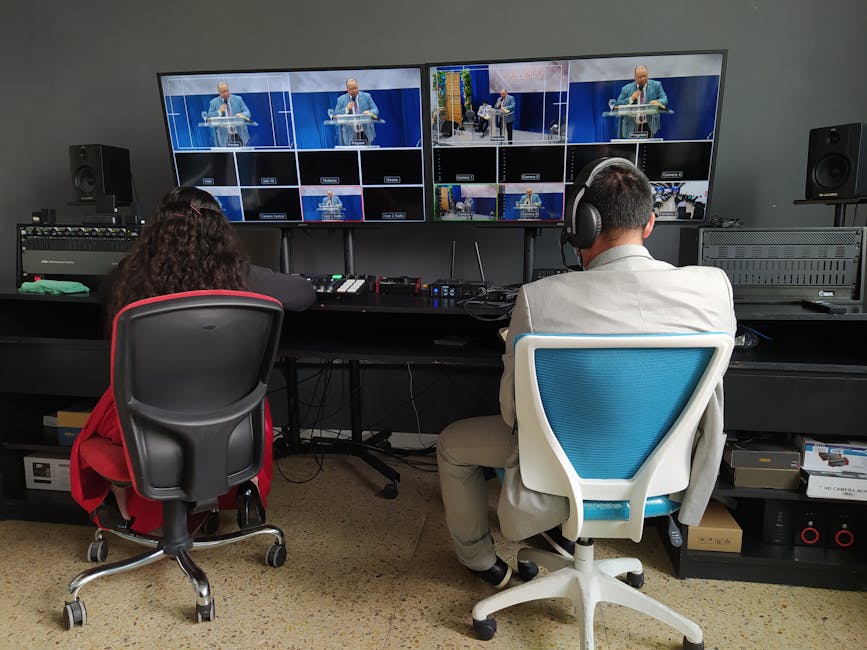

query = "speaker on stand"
[69, 144, 132, 205]
[797, 123, 867, 226]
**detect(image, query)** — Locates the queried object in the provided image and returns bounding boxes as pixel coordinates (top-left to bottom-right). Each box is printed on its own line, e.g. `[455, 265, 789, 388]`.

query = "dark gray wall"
[2, 0, 866, 287]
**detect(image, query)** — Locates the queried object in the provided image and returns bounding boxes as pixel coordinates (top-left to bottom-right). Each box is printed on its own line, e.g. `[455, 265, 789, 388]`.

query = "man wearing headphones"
[437, 158, 736, 589]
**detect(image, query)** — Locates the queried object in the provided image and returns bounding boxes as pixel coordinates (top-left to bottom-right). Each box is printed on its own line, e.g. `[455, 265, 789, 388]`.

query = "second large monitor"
[429, 51, 725, 224]
[158, 66, 426, 224]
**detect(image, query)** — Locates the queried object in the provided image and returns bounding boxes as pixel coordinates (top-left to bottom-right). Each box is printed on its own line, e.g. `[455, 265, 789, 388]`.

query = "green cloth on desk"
[18, 280, 90, 295]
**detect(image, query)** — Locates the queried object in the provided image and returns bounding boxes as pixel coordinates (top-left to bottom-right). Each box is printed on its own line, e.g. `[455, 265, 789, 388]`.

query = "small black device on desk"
[375, 276, 422, 296]
[801, 299, 847, 314]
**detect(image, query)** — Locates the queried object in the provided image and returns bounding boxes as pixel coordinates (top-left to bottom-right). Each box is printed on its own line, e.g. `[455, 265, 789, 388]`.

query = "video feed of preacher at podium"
[428, 51, 724, 223]
[158, 67, 425, 224]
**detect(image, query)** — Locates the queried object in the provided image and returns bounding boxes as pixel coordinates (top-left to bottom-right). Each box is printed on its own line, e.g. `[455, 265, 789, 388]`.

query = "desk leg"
[349, 360, 363, 443]
[346, 360, 400, 497]
[283, 357, 301, 452]
[280, 358, 400, 497]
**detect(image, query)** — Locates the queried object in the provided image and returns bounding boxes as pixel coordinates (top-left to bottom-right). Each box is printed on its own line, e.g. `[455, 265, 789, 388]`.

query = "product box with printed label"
[723, 438, 801, 489]
[56, 409, 92, 446]
[23, 453, 71, 491]
[797, 437, 867, 475]
[687, 501, 743, 553]
[801, 470, 867, 501]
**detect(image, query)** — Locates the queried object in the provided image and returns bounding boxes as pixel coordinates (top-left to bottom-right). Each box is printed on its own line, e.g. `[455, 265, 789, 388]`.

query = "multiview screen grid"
[430, 52, 723, 223]
[159, 52, 723, 225]
[160, 68, 425, 223]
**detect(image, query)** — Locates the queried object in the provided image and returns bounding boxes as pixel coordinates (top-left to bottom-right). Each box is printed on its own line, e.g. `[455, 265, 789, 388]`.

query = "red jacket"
[70, 388, 274, 533]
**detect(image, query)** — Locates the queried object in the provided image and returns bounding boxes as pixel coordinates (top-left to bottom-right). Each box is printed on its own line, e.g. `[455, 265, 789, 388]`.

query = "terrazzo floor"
[0, 453, 864, 649]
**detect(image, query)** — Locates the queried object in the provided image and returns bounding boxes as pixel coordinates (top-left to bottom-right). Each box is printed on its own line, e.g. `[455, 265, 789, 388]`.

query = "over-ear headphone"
[561, 157, 639, 249]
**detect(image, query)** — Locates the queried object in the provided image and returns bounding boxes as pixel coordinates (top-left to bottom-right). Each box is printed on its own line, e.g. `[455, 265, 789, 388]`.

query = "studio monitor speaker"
[69, 144, 132, 204]
[805, 123, 867, 200]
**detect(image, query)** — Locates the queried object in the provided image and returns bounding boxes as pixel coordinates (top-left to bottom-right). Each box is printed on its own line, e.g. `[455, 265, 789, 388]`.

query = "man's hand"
[649, 100, 661, 106]
[347, 101, 355, 112]
[219, 104, 227, 115]
[630, 90, 641, 102]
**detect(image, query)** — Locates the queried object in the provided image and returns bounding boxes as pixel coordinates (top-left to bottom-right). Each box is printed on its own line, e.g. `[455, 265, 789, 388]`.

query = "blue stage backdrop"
[501, 193, 563, 221]
[300, 194, 363, 222]
[567, 76, 720, 143]
[292, 89, 422, 150]
[211, 194, 243, 221]
[165, 92, 292, 149]
[166, 89, 421, 150]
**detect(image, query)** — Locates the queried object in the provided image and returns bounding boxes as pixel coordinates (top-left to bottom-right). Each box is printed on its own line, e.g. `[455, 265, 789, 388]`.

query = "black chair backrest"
[111, 290, 284, 505]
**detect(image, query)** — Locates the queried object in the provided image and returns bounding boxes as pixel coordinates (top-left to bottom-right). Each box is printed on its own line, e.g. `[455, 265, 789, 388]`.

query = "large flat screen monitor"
[158, 66, 426, 224]
[428, 51, 725, 224]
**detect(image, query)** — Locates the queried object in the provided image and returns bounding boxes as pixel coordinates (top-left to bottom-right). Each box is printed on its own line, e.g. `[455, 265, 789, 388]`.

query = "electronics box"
[797, 437, 867, 474]
[725, 466, 800, 490]
[801, 470, 867, 501]
[429, 279, 490, 299]
[699, 227, 867, 303]
[723, 439, 800, 470]
[17, 224, 138, 289]
[24, 453, 71, 491]
[687, 501, 743, 553]
[376, 276, 422, 296]
[56, 409, 92, 446]
[723, 439, 801, 488]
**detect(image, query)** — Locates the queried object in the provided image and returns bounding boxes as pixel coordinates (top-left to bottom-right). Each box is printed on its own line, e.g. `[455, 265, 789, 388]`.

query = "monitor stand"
[522, 226, 541, 284]
[282, 226, 400, 499]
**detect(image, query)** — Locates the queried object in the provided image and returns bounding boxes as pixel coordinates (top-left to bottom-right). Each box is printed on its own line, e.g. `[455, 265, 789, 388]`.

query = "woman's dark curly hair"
[107, 188, 248, 321]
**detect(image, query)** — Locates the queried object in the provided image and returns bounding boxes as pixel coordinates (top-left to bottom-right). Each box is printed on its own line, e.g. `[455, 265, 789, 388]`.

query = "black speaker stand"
[794, 197, 867, 227]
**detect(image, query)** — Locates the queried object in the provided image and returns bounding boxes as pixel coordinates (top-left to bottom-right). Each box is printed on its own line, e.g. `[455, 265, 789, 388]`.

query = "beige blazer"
[499, 245, 736, 526]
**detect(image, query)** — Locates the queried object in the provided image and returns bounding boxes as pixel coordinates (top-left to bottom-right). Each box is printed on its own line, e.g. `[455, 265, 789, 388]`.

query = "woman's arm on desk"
[246, 265, 316, 311]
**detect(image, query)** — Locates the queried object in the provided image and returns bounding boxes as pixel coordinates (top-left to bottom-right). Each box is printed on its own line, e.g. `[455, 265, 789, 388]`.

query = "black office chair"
[64, 290, 286, 629]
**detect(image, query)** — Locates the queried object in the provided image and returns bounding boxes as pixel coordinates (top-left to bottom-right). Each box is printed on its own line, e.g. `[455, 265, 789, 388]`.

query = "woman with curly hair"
[72, 187, 315, 534]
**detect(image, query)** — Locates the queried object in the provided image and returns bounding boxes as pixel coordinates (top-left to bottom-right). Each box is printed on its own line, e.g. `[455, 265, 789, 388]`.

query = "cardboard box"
[725, 465, 800, 489]
[797, 437, 867, 474]
[23, 453, 71, 491]
[687, 501, 743, 553]
[56, 409, 92, 446]
[801, 470, 867, 501]
[723, 439, 800, 470]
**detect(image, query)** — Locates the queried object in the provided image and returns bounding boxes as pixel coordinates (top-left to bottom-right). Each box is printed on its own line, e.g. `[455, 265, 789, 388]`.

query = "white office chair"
[472, 333, 733, 650]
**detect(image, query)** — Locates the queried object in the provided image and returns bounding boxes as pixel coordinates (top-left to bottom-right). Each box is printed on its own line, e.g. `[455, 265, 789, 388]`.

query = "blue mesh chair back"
[534, 345, 712, 479]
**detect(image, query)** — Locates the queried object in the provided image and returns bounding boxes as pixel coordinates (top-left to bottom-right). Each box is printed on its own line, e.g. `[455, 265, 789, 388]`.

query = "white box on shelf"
[23, 453, 71, 491]
[801, 470, 867, 501]
[797, 437, 867, 474]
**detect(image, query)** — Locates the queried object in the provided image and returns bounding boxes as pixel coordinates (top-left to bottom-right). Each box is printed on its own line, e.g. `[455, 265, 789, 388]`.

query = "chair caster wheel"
[63, 599, 87, 629]
[202, 511, 220, 535]
[87, 539, 108, 563]
[196, 600, 215, 623]
[381, 482, 398, 499]
[517, 560, 539, 581]
[473, 616, 496, 640]
[683, 636, 704, 650]
[265, 543, 287, 568]
[625, 571, 644, 589]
